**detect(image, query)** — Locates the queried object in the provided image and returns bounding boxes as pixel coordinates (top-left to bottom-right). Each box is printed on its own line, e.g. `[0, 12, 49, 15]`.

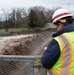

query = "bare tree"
[2, 9, 10, 32]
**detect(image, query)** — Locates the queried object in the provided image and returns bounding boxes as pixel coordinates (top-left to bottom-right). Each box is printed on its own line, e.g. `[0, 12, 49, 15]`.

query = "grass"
[0, 27, 41, 36]
[8, 28, 28, 33]
[0, 29, 6, 33]
[0, 28, 28, 34]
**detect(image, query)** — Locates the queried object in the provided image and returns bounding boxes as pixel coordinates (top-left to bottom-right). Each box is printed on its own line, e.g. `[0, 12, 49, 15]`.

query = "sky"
[0, 0, 74, 21]
[0, 0, 74, 12]
[0, 0, 74, 10]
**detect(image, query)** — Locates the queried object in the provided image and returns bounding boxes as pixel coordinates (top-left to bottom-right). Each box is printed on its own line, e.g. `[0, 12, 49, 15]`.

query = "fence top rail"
[0, 55, 42, 61]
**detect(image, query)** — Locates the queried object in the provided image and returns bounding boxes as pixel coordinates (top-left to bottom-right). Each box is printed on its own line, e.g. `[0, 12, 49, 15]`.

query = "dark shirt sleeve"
[41, 39, 60, 69]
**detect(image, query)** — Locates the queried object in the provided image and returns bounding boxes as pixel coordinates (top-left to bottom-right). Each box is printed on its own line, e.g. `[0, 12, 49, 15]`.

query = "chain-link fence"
[0, 55, 47, 75]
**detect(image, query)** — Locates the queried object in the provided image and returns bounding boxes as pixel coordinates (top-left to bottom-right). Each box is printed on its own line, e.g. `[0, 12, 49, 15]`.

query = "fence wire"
[0, 55, 47, 75]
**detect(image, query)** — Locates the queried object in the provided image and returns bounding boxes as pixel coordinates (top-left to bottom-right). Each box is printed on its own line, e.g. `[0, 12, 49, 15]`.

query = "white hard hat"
[52, 8, 73, 23]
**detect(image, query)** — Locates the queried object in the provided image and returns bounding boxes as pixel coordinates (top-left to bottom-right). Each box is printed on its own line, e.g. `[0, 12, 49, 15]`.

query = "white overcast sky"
[0, 0, 74, 12]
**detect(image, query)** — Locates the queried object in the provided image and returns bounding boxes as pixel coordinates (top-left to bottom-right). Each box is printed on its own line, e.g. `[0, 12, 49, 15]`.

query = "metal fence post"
[32, 61, 34, 75]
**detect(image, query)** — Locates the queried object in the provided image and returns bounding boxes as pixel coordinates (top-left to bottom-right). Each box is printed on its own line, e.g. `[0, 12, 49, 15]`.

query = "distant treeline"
[0, 6, 70, 31]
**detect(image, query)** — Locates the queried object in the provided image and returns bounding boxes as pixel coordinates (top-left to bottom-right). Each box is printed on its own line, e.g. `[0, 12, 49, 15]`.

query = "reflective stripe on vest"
[48, 33, 73, 75]
[59, 35, 70, 74]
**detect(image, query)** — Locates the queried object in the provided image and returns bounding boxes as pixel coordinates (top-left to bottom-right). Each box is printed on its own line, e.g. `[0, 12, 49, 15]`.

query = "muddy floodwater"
[0, 31, 52, 55]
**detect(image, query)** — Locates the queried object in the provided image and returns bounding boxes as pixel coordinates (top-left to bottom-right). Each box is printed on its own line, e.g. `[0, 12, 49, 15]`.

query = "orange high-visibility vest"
[48, 32, 74, 75]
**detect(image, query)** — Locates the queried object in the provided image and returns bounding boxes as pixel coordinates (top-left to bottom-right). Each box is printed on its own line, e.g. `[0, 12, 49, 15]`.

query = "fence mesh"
[0, 56, 46, 75]
[0, 61, 33, 75]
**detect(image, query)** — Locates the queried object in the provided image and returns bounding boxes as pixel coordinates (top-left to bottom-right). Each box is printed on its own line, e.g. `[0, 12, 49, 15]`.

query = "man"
[41, 8, 74, 75]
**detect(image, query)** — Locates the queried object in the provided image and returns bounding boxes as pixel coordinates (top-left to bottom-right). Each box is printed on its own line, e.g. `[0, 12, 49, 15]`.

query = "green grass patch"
[0, 29, 6, 33]
[0, 28, 29, 34]
[9, 28, 28, 33]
